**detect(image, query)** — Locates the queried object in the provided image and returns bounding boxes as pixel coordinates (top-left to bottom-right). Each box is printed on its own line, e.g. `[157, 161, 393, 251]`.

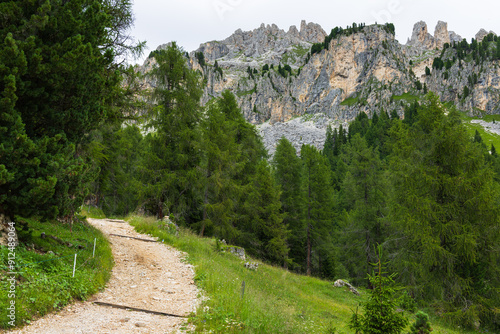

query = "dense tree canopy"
[0, 0, 142, 220]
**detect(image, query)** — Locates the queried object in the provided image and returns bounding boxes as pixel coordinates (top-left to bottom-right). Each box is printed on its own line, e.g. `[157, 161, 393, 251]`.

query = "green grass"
[79, 205, 106, 219]
[459, 112, 500, 150]
[0, 215, 113, 329]
[127, 214, 474, 334]
[392, 93, 420, 102]
[340, 97, 359, 106]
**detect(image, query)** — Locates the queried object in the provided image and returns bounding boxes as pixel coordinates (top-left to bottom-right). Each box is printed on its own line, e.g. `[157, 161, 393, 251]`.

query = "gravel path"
[7, 218, 199, 334]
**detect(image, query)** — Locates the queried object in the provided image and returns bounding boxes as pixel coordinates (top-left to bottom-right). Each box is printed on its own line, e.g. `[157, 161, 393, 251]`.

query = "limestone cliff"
[136, 20, 500, 154]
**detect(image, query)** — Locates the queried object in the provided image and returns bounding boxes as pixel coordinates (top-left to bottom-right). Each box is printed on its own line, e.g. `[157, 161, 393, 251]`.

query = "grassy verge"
[79, 205, 106, 219]
[460, 112, 500, 150]
[127, 214, 474, 334]
[340, 96, 359, 106]
[0, 214, 113, 329]
[392, 92, 420, 102]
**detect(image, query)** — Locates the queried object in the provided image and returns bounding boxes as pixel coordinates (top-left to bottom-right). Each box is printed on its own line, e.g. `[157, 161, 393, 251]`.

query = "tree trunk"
[158, 202, 163, 220]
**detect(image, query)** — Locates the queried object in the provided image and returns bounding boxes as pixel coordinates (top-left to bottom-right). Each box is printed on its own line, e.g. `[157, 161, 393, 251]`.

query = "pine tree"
[300, 144, 335, 275]
[388, 93, 500, 325]
[273, 137, 303, 267]
[409, 311, 432, 334]
[340, 134, 387, 284]
[198, 91, 243, 240]
[141, 42, 203, 223]
[349, 246, 408, 334]
[0, 0, 142, 223]
[242, 160, 288, 265]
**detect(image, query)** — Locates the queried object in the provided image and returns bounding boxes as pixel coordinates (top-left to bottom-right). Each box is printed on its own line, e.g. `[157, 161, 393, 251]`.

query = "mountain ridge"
[137, 20, 500, 155]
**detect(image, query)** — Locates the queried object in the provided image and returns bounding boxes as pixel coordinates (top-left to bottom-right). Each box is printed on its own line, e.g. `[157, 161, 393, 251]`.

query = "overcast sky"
[127, 0, 500, 65]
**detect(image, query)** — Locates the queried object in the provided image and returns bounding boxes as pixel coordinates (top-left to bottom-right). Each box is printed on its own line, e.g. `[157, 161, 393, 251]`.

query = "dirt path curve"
[9, 218, 199, 334]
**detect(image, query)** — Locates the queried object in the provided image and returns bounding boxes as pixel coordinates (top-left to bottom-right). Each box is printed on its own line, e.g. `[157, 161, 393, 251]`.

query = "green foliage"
[349, 247, 408, 334]
[409, 311, 433, 334]
[141, 42, 203, 223]
[242, 160, 288, 265]
[339, 135, 388, 284]
[300, 145, 335, 276]
[195, 51, 206, 67]
[384, 23, 396, 35]
[0, 217, 113, 328]
[273, 137, 304, 269]
[388, 93, 500, 329]
[128, 214, 476, 334]
[312, 23, 367, 55]
[0, 0, 142, 221]
[213, 60, 223, 78]
[88, 124, 144, 216]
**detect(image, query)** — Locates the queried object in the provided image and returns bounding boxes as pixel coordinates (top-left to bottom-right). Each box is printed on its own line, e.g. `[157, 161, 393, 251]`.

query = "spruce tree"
[199, 91, 243, 240]
[388, 93, 500, 325]
[273, 137, 303, 268]
[300, 144, 335, 275]
[349, 247, 408, 334]
[141, 42, 203, 223]
[340, 134, 387, 285]
[0, 0, 142, 223]
[242, 160, 288, 265]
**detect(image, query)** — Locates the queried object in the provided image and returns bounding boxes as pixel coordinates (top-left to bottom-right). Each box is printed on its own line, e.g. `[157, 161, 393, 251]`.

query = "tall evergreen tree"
[300, 144, 335, 275]
[242, 160, 288, 265]
[141, 42, 203, 223]
[273, 137, 303, 268]
[340, 134, 388, 285]
[0, 0, 142, 223]
[199, 91, 243, 240]
[388, 93, 500, 326]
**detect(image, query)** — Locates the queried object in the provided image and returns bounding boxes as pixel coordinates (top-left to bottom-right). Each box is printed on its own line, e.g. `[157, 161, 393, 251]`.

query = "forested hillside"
[1, 4, 499, 331]
[89, 43, 500, 330]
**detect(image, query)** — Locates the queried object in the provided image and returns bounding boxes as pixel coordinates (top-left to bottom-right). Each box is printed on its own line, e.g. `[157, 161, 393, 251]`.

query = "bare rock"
[244, 262, 259, 270]
[434, 21, 450, 48]
[449, 31, 463, 43]
[476, 28, 489, 42]
[408, 21, 435, 49]
[299, 20, 327, 44]
[135, 322, 146, 327]
[226, 246, 246, 260]
[333, 279, 360, 296]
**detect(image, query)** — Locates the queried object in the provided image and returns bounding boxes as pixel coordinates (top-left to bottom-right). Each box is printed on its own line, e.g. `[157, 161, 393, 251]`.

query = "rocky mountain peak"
[475, 28, 497, 42]
[434, 21, 450, 48]
[407, 20, 451, 50]
[195, 21, 325, 62]
[299, 20, 326, 43]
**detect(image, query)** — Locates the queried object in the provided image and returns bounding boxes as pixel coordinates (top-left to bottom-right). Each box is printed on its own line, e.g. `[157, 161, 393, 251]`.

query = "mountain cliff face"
[137, 20, 500, 155]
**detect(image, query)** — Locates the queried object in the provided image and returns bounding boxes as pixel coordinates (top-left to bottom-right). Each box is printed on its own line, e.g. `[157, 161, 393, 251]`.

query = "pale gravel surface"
[6, 218, 199, 334]
[470, 119, 500, 136]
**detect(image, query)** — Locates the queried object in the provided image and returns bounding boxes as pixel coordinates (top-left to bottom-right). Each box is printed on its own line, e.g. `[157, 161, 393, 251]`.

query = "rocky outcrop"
[434, 21, 450, 48]
[476, 28, 489, 42]
[407, 21, 451, 51]
[425, 46, 500, 115]
[137, 20, 500, 154]
[407, 21, 435, 50]
[197, 20, 326, 62]
[449, 31, 463, 43]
